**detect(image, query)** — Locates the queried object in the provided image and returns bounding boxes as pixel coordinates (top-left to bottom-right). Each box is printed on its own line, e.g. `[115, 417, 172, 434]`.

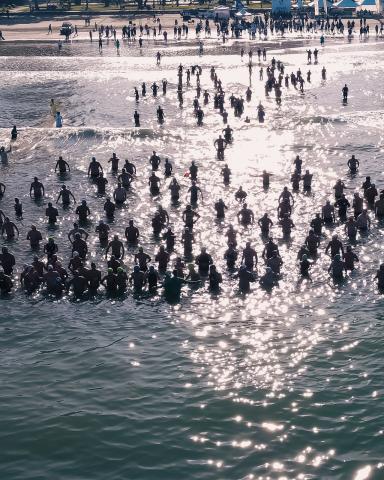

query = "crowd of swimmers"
[1, 39, 384, 302]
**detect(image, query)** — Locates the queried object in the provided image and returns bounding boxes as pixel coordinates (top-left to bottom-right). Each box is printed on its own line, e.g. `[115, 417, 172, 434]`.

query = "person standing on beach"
[55, 112, 63, 128]
[48, 24, 52, 34]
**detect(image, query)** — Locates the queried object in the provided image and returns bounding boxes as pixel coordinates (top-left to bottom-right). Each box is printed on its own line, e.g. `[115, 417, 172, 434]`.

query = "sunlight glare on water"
[0, 28, 383, 480]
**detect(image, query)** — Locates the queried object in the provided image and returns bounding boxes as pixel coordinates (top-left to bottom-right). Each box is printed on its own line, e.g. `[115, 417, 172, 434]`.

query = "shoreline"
[0, 14, 381, 45]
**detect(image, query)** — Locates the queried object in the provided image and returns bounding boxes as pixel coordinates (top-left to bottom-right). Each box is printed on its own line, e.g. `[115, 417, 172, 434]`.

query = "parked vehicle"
[60, 22, 74, 36]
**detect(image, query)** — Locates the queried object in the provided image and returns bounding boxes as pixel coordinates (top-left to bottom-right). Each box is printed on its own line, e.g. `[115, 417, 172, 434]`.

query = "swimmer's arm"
[56, 193, 62, 203]
[14, 224, 19, 237]
[65, 161, 70, 172]
[54, 161, 59, 172]
[70, 192, 76, 203]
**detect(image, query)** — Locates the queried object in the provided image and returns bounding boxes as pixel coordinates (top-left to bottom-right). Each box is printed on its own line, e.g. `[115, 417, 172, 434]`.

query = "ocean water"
[0, 30, 384, 479]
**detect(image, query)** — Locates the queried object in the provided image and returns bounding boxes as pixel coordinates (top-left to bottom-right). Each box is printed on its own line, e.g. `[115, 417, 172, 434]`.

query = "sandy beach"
[0, 12, 192, 41]
[1, 8, 384, 480]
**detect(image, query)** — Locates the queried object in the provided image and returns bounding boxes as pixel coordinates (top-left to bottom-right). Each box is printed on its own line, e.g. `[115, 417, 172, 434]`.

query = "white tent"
[334, 0, 357, 9]
[308, 0, 333, 9]
[213, 5, 231, 20]
[356, 0, 377, 10]
[235, 9, 253, 17]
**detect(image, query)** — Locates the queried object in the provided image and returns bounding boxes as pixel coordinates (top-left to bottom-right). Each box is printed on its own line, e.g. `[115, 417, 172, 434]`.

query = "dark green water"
[0, 31, 384, 479]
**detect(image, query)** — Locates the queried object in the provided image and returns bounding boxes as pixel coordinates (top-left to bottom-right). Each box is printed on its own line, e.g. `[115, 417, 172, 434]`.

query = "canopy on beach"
[235, 9, 253, 17]
[356, 0, 378, 10]
[213, 5, 231, 19]
[333, 0, 357, 9]
[307, 0, 333, 9]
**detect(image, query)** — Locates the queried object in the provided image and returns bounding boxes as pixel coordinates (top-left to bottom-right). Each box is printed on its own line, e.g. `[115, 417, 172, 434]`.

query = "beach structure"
[356, 0, 381, 11]
[272, 0, 292, 14]
[333, 0, 357, 10]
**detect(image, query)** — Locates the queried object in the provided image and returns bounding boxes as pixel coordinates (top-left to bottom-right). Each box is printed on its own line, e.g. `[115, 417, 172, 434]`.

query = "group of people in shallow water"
[0, 51, 383, 301]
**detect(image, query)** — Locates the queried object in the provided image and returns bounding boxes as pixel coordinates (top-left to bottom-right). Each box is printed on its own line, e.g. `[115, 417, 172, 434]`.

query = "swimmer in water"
[237, 203, 254, 226]
[56, 185, 76, 206]
[0, 145, 11, 164]
[214, 135, 227, 160]
[55, 156, 70, 173]
[1, 217, 19, 240]
[347, 154, 359, 174]
[108, 153, 120, 173]
[11, 126, 17, 141]
[342, 84, 349, 102]
[88, 157, 103, 178]
[30, 177, 45, 199]
[235, 186, 247, 202]
[259, 266, 278, 290]
[106, 235, 125, 260]
[50, 99, 57, 116]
